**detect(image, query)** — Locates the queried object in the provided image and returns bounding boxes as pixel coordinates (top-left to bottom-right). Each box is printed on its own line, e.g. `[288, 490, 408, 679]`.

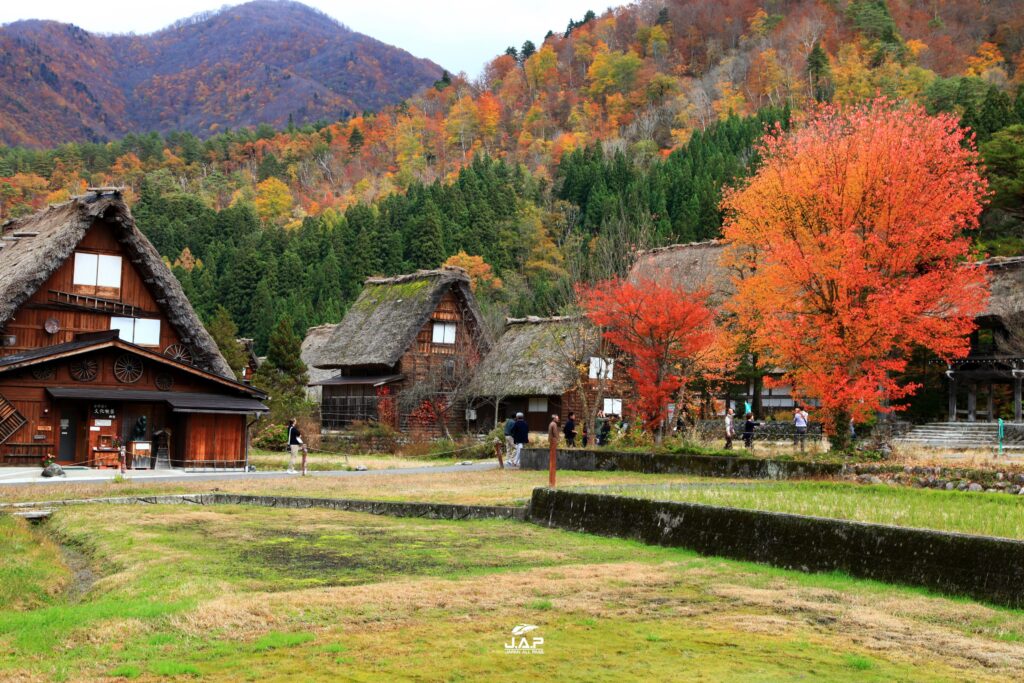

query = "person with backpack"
[793, 406, 809, 451]
[507, 412, 529, 468]
[503, 412, 516, 462]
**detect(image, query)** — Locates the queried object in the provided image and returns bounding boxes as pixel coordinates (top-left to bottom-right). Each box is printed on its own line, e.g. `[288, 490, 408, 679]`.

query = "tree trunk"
[828, 409, 851, 453]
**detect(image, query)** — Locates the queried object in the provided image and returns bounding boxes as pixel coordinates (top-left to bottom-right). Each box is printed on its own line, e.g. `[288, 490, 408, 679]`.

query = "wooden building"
[312, 267, 489, 433]
[0, 190, 267, 468]
[468, 316, 630, 433]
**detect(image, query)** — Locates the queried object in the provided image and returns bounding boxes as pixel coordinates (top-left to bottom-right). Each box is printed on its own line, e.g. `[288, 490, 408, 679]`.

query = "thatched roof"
[0, 191, 233, 378]
[314, 267, 487, 370]
[468, 316, 597, 398]
[628, 240, 733, 306]
[300, 322, 338, 399]
[979, 256, 1024, 321]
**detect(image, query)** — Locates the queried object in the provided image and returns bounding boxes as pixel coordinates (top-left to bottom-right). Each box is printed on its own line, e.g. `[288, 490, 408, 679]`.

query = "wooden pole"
[549, 437, 557, 488]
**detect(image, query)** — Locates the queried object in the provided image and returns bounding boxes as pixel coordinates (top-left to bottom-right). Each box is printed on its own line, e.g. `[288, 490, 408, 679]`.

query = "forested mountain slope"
[0, 0, 442, 146]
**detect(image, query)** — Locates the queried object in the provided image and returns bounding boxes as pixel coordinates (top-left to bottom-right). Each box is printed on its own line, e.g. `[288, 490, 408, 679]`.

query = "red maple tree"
[578, 277, 715, 436]
[721, 98, 990, 445]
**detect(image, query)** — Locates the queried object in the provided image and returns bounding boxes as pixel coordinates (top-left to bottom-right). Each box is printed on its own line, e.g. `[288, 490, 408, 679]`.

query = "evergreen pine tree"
[806, 42, 832, 102]
[252, 317, 310, 422]
[205, 306, 248, 378]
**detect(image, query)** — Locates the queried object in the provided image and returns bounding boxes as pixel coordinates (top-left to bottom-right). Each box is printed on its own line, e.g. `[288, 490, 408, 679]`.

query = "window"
[111, 317, 161, 346]
[588, 357, 614, 379]
[528, 397, 548, 413]
[73, 252, 122, 289]
[603, 398, 623, 415]
[432, 322, 456, 345]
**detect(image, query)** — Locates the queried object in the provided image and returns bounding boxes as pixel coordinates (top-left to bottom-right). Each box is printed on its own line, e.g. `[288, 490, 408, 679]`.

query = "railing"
[1, 442, 52, 465]
[48, 289, 143, 317]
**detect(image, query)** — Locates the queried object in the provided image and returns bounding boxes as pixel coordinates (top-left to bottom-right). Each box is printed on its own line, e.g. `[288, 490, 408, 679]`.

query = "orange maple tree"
[578, 277, 715, 436]
[721, 98, 990, 445]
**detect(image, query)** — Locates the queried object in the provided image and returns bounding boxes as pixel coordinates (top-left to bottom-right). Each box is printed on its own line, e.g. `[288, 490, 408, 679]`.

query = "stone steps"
[894, 422, 1024, 450]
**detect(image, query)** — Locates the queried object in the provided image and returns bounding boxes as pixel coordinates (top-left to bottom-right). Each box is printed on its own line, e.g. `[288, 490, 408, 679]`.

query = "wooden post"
[948, 375, 957, 422]
[1014, 375, 1022, 424]
[494, 438, 504, 469]
[987, 383, 995, 422]
[549, 438, 557, 488]
[968, 383, 977, 422]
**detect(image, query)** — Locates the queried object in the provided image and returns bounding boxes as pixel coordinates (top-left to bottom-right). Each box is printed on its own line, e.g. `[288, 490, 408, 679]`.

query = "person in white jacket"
[724, 408, 735, 449]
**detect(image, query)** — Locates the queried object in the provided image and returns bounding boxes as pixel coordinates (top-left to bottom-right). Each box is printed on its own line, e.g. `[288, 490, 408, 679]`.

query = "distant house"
[468, 316, 628, 433]
[0, 190, 267, 469]
[236, 337, 260, 384]
[312, 267, 489, 433]
[300, 322, 338, 403]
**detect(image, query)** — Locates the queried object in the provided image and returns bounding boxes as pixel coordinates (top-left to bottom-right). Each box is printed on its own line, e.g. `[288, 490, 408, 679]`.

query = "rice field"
[590, 481, 1024, 540]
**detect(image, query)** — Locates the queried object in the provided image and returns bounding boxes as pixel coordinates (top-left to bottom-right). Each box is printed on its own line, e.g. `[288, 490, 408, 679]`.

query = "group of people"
[724, 405, 810, 450]
[501, 409, 625, 468]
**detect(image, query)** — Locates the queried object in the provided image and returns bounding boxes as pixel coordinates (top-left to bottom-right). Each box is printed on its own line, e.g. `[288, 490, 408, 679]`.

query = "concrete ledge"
[520, 448, 842, 479]
[529, 488, 1024, 607]
[0, 494, 526, 521]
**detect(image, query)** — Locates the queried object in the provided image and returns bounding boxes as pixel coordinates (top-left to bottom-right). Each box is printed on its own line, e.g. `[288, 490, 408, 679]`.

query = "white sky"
[0, 0, 606, 77]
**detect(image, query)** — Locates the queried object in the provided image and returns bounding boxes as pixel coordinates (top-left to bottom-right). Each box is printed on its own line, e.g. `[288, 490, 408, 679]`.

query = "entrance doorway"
[57, 403, 85, 464]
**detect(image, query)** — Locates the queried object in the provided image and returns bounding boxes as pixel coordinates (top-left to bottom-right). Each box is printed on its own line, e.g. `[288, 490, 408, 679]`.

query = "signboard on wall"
[92, 404, 116, 420]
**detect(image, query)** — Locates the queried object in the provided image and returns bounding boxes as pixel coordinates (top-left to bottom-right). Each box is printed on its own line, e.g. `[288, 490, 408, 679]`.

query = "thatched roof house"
[468, 317, 585, 398]
[315, 267, 487, 370]
[628, 240, 732, 306]
[978, 256, 1024, 322]
[300, 322, 338, 400]
[0, 193, 232, 377]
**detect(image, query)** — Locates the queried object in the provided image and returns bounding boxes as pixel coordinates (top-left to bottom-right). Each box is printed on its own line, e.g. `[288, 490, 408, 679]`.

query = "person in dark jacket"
[742, 413, 760, 449]
[503, 413, 516, 462]
[507, 412, 529, 467]
[598, 417, 611, 446]
[563, 411, 577, 447]
[286, 418, 303, 474]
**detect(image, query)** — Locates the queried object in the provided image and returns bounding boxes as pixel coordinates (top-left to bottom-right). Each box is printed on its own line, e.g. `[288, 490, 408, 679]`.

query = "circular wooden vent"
[44, 318, 60, 335]
[155, 372, 174, 392]
[70, 359, 98, 382]
[31, 365, 56, 381]
[113, 355, 144, 384]
[163, 343, 194, 365]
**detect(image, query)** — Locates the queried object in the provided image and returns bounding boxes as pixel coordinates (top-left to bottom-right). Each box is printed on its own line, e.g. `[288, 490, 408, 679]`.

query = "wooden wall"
[180, 414, 245, 465]
[0, 219, 182, 357]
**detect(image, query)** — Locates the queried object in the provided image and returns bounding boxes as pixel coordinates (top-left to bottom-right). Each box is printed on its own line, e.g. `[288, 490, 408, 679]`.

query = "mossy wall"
[529, 488, 1024, 607]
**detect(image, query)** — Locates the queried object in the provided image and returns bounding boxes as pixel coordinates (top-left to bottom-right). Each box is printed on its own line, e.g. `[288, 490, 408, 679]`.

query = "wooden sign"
[92, 404, 116, 419]
[36, 425, 52, 431]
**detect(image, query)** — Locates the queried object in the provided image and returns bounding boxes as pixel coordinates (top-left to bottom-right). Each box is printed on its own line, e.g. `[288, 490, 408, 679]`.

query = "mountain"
[0, 0, 444, 146]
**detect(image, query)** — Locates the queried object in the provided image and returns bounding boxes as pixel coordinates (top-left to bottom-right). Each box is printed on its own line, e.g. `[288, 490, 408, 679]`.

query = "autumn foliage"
[579, 277, 714, 433]
[721, 98, 989, 438]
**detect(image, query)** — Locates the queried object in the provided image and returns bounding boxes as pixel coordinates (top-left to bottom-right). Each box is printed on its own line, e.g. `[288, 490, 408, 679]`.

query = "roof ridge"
[364, 266, 468, 285]
[505, 315, 581, 325]
[635, 239, 727, 257]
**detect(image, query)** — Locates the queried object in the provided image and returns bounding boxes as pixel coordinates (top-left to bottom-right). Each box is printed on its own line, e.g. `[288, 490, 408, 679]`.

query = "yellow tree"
[443, 251, 503, 294]
[254, 177, 293, 226]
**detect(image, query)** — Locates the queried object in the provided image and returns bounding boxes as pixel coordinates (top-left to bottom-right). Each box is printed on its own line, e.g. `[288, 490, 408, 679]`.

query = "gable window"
[111, 317, 161, 346]
[528, 397, 548, 413]
[603, 398, 623, 415]
[432, 322, 456, 345]
[73, 252, 122, 290]
[588, 357, 614, 380]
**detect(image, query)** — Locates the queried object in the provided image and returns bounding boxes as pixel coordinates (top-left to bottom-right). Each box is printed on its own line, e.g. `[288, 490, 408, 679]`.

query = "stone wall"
[519, 448, 842, 479]
[1, 493, 526, 521]
[529, 488, 1024, 607]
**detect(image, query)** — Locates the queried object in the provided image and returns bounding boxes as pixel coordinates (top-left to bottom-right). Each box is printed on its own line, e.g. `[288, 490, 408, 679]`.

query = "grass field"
[247, 449, 463, 472]
[2, 503, 1024, 681]
[593, 481, 1024, 539]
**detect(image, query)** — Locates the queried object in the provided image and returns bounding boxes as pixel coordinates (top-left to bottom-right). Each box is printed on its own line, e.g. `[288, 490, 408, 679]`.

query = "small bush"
[254, 423, 289, 451]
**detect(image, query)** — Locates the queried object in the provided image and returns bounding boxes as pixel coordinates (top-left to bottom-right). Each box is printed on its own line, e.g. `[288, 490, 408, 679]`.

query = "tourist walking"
[549, 414, 560, 447]
[503, 412, 516, 462]
[724, 407, 736, 449]
[507, 412, 529, 468]
[793, 406, 809, 451]
[563, 411, 577, 447]
[286, 418, 303, 473]
[742, 413, 760, 449]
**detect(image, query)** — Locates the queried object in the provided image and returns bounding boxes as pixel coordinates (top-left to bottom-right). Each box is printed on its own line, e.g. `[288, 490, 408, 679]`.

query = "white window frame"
[603, 398, 623, 415]
[110, 317, 161, 346]
[528, 397, 548, 413]
[588, 356, 614, 380]
[73, 252, 122, 289]
[432, 321, 456, 345]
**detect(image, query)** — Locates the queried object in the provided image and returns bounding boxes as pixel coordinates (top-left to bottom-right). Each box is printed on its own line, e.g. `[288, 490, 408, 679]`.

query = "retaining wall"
[529, 488, 1024, 607]
[0, 493, 526, 521]
[520, 448, 842, 479]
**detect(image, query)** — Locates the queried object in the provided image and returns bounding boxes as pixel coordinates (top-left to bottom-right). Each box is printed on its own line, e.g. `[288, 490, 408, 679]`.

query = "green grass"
[2, 503, 1023, 680]
[0, 515, 69, 611]
[590, 481, 1024, 539]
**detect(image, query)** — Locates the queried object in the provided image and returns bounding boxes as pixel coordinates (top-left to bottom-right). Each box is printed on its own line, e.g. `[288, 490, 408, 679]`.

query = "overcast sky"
[0, 0, 606, 76]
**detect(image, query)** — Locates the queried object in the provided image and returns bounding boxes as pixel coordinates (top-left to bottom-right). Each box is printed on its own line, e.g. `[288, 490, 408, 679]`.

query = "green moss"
[350, 279, 434, 312]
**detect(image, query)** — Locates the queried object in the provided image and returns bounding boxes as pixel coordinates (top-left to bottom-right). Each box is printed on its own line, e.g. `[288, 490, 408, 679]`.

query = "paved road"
[0, 462, 500, 487]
